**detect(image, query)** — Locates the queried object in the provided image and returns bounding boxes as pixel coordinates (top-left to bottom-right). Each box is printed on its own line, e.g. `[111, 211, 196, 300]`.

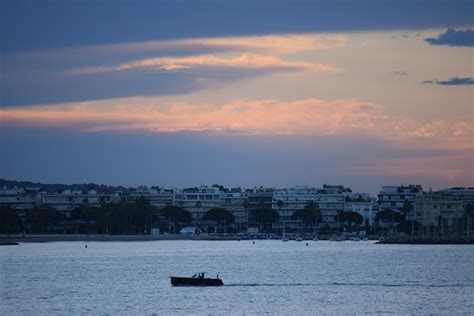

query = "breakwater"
[377, 237, 474, 244]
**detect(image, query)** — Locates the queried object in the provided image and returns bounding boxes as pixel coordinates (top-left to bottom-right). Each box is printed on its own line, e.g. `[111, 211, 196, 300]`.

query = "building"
[5, 182, 471, 235]
[416, 192, 464, 235]
[40, 190, 116, 217]
[246, 187, 274, 227]
[174, 186, 222, 221]
[435, 187, 474, 208]
[219, 188, 249, 230]
[272, 186, 319, 229]
[377, 185, 424, 219]
[435, 187, 474, 235]
[117, 186, 173, 209]
[318, 184, 350, 226]
[343, 193, 376, 226]
[0, 187, 41, 218]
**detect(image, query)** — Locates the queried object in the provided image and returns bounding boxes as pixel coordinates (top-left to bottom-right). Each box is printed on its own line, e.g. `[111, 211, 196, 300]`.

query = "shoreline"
[376, 237, 474, 245]
[2, 234, 474, 245]
[0, 234, 240, 244]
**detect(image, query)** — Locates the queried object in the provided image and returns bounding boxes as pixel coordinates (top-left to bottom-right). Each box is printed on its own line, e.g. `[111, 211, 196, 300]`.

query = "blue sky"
[1, 0, 473, 194]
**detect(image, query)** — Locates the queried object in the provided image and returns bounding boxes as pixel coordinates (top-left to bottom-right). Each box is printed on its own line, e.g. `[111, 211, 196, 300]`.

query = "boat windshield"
[192, 273, 205, 278]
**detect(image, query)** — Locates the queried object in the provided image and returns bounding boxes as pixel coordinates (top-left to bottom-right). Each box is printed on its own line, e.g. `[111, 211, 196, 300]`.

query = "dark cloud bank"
[423, 77, 474, 85]
[425, 28, 474, 47]
[2, 0, 473, 52]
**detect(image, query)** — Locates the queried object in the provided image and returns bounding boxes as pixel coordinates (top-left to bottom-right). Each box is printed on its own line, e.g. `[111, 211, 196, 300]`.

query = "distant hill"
[0, 179, 125, 194]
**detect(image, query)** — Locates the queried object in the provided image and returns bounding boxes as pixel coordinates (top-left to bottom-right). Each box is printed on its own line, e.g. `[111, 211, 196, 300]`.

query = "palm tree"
[277, 199, 284, 213]
[99, 195, 106, 206]
[465, 203, 474, 237]
[436, 215, 448, 236]
[195, 200, 202, 227]
[401, 200, 413, 237]
[203, 208, 235, 232]
[242, 199, 251, 233]
[277, 199, 284, 234]
[82, 198, 91, 235]
[68, 196, 75, 216]
[252, 201, 279, 233]
[305, 201, 322, 228]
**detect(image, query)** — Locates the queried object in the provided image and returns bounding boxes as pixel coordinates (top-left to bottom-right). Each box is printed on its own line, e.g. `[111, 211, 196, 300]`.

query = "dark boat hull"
[171, 277, 224, 286]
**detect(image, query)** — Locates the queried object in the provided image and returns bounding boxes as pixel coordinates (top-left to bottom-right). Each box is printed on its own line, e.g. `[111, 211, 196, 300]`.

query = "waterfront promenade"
[0, 234, 240, 243]
[2, 234, 473, 244]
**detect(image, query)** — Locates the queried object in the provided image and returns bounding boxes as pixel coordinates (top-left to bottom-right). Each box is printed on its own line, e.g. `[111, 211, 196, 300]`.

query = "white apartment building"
[272, 186, 319, 220]
[219, 188, 249, 228]
[272, 185, 372, 228]
[318, 185, 349, 225]
[343, 193, 376, 226]
[0, 187, 41, 217]
[40, 190, 117, 216]
[378, 185, 424, 219]
[272, 186, 318, 229]
[435, 187, 474, 208]
[174, 186, 222, 221]
[117, 186, 173, 209]
[416, 192, 463, 233]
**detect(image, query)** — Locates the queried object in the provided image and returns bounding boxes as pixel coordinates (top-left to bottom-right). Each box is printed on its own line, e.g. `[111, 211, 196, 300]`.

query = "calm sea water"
[1, 240, 473, 315]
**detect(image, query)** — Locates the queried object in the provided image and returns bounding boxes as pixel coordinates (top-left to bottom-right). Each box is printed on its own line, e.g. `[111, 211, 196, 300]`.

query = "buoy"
[306, 243, 308, 246]
[85, 244, 88, 248]
[253, 241, 255, 244]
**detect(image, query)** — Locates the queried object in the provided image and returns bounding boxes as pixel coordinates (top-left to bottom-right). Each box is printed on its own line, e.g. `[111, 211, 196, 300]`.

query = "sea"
[1, 240, 473, 315]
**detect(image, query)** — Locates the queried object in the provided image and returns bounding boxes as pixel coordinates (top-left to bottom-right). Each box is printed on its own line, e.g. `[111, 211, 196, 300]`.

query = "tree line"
[1, 198, 472, 236]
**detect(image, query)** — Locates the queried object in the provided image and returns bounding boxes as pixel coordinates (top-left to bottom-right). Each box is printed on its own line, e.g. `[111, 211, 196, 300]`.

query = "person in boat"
[191, 272, 206, 279]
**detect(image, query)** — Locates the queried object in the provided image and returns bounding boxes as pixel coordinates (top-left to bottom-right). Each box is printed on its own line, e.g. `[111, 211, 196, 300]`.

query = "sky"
[1, 0, 473, 195]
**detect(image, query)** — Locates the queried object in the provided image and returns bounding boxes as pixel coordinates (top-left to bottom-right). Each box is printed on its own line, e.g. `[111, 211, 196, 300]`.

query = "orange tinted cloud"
[72, 53, 342, 75]
[55, 33, 348, 56]
[1, 97, 472, 143]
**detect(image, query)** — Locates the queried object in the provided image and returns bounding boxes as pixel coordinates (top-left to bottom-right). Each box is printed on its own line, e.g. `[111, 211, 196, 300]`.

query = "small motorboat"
[171, 272, 224, 286]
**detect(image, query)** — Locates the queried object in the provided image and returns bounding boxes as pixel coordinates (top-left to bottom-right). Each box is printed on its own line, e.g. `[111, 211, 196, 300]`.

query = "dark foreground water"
[1, 240, 473, 315]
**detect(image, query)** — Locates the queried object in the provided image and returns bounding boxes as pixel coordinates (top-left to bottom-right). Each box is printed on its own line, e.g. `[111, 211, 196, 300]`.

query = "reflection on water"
[1, 240, 473, 314]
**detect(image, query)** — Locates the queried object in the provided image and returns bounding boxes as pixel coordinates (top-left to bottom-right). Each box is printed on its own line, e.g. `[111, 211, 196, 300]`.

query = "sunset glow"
[1, 0, 472, 192]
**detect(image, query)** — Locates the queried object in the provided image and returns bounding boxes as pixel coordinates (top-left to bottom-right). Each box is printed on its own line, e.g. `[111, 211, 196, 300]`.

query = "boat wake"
[223, 282, 472, 288]
[224, 283, 310, 287]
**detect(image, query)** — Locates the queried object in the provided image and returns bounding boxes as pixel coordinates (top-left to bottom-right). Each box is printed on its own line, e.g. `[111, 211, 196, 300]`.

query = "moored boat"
[170, 273, 224, 286]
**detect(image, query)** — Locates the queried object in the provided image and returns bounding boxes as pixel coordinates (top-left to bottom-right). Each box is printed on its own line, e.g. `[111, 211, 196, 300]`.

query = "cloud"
[6, 33, 348, 67]
[4, 1, 473, 52]
[343, 154, 473, 180]
[2, 32, 346, 107]
[1, 97, 472, 143]
[425, 28, 474, 47]
[2, 96, 472, 192]
[89, 33, 348, 56]
[423, 77, 474, 85]
[72, 53, 342, 75]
